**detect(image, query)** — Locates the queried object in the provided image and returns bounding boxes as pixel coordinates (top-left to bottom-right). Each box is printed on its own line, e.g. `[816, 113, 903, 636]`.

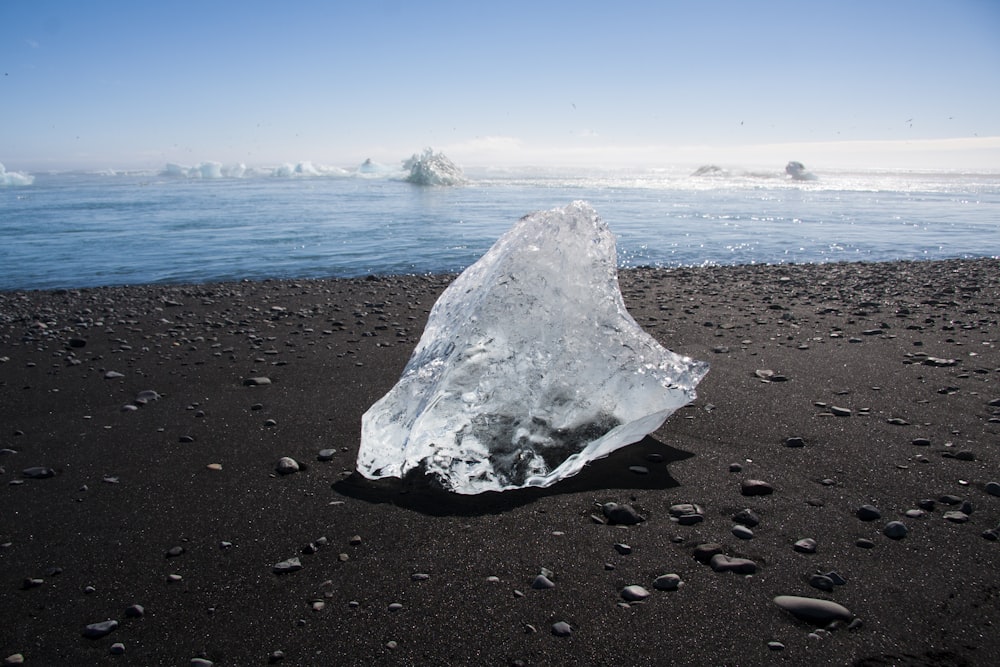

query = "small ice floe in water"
[0, 162, 34, 186]
[785, 161, 818, 181]
[403, 148, 466, 186]
[357, 201, 709, 494]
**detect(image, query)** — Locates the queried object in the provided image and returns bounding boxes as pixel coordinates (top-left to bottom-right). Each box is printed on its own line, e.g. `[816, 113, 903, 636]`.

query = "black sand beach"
[2, 259, 999, 666]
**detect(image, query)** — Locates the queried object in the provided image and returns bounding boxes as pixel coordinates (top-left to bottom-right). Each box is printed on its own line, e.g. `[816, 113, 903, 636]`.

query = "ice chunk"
[403, 148, 466, 186]
[358, 201, 708, 493]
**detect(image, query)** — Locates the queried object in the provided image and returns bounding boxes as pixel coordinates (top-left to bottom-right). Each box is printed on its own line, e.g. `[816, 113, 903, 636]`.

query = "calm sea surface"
[2, 165, 999, 291]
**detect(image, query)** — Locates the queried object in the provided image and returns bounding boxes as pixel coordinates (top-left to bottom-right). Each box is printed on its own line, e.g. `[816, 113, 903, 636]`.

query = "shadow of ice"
[331, 435, 694, 516]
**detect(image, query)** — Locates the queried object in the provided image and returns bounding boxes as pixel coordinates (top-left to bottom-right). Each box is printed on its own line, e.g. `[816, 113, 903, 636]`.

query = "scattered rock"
[602, 502, 644, 525]
[793, 538, 817, 554]
[22, 466, 55, 479]
[693, 543, 725, 564]
[773, 595, 852, 622]
[856, 504, 881, 521]
[653, 574, 682, 591]
[243, 377, 272, 386]
[741, 479, 774, 496]
[82, 620, 119, 639]
[732, 509, 761, 527]
[883, 521, 908, 539]
[551, 621, 572, 637]
[272, 557, 303, 574]
[709, 554, 757, 574]
[276, 457, 300, 475]
[620, 585, 651, 602]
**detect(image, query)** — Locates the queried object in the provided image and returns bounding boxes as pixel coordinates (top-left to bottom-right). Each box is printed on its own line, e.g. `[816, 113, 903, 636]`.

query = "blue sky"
[2, 0, 999, 171]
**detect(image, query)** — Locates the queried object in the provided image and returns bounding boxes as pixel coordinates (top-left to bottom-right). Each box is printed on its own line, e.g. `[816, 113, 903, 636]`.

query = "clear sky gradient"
[3, 0, 999, 171]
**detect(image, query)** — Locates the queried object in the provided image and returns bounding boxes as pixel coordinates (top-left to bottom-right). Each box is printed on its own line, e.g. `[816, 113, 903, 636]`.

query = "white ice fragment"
[357, 201, 708, 493]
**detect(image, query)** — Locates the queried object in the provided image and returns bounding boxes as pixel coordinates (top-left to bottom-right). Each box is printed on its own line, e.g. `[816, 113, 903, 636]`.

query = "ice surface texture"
[358, 201, 708, 493]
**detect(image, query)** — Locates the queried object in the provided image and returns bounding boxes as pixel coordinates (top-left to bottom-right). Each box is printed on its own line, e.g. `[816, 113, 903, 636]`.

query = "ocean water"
[2, 164, 999, 291]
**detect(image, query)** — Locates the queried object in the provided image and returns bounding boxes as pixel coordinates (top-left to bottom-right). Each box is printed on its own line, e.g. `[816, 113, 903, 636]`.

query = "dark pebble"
[773, 595, 852, 622]
[602, 502, 645, 525]
[809, 574, 835, 591]
[785, 437, 805, 448]
[856, 538, 876, 548]
[551, 621, 572, 637]
[693, 543, 725, 564]
[82, 620, 119, 639]
[883, 521, 908, 539]
[740, 479, 774, 496]
[793, 538, 817, 554]
[856, 504, 881, 521]
[709, 554, 757, 574]
[272, 557, 303, 574]
[985, 481, 1000, 497]
[613, 543, 632, 555]
[21, 466, 55, 479]
[732, 525, 754, 540]
[732, 509, 761, 527]
[653, 574, 682, 591]
[911, 438, 931, 446]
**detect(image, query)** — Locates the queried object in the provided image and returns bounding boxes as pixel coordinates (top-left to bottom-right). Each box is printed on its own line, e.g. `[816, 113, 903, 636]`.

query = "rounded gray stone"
[551, 621, 572, 637]
[620, 585, 651, 602]
[653, 573, 682, 591]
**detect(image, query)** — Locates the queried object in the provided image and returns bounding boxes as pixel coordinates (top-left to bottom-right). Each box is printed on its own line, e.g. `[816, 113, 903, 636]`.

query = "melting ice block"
[358, 201, 708, 493]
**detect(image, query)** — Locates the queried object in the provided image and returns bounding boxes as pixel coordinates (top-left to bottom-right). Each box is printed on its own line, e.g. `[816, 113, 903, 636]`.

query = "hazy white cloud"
[441, 135, 1000, 171]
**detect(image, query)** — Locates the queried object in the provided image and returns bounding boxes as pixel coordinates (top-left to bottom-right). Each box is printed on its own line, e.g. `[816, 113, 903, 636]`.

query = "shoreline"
[2, 258, 999, 665]
[2, 255, 997, 297]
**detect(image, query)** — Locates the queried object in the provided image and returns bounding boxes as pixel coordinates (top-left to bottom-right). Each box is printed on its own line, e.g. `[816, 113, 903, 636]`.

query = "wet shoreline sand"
[2, 259, 999, 665]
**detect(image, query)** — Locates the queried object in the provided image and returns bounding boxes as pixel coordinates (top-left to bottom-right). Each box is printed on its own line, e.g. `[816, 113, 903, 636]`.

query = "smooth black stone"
[856, 504, 881, 521]
[732, 509, 761, 527]
[82, 620, 118, 639]
[602, 502, 645, 525]
[693, 543, 725, 564]
[741, 479, 774, 496]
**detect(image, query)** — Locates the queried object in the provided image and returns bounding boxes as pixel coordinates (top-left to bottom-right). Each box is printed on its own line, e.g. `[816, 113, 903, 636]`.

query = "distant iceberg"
[0, 162, 34, 186]
[161, 162, 247, 179]
[785, 161, 818, 181]
[404, 148, 466, 186]
[692, 165, 729, 177]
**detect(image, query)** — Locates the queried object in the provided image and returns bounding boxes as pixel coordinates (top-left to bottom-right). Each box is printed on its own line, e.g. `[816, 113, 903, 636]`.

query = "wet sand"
[2, 259, 999, 666]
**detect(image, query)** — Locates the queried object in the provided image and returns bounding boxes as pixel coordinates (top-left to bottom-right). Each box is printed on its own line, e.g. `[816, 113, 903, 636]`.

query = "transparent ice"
[357, 201, 708, 493]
